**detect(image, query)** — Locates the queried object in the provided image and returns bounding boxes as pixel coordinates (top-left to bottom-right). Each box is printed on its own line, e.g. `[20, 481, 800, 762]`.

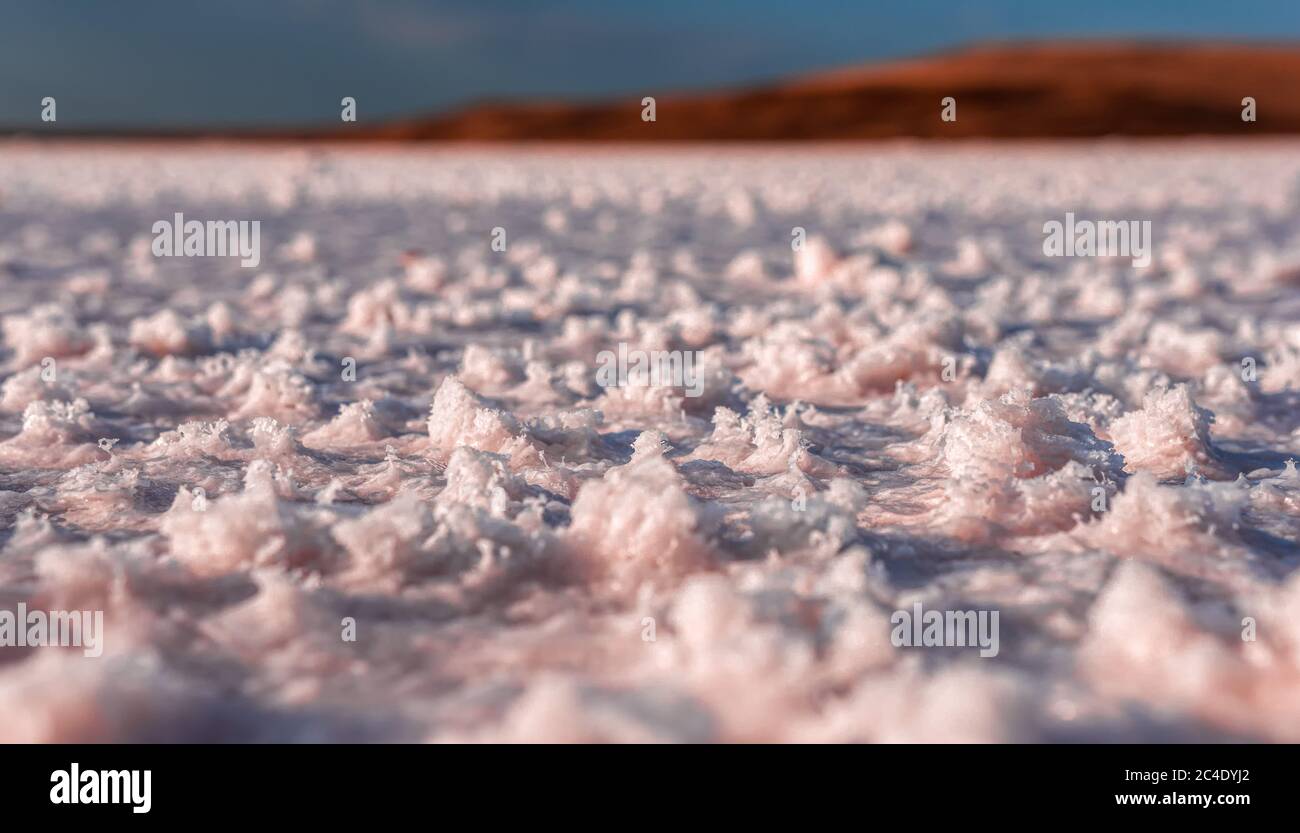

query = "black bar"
[0, 744, 1278, 820]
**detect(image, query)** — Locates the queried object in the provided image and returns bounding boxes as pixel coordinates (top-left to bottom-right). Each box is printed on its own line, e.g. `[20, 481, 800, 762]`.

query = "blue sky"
[3, 0, 1299, 128]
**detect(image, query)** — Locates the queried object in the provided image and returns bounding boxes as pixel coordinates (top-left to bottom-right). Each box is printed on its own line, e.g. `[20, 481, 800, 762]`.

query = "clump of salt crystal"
[330, 491, 435, 582]
[33, 538, 121, 611]
[341, 279, 414, 334]
[0, 365, 74, 412]
[199, 570, 351, 671]
[1077, 561, 1268, 735]
[939, 460, 1102, 543]
[748, 476, 867, 557]
[833, 313, 967, 397]
[302, 401, 385, 448]
[692, 398, 835, 476]
[1109, 385, 1228, 480]
[204, 302, 237, 342]
[565, 452, 715, 587]
[940, 389, 1122, 482]
[150, 419, 233, 460]
[630, 430, 670, 463]
[160, 460, 336, 577]
[459, 344, 522, 392]
[402, 252, 448, 292]
[127, 309, 211, 357]
[280, 231, 317, 262]
[437, 446, 529, 511]
[2, 304, 92, 366]
[724, 250, 768, 282]
[1257, 345, 1300, 393]
[230, 364, 319, 423]
[1143, 321, 1225, 377]
[856, 218, 913, 256]
[426, 376, 537, 464]
[794, 235, 840, 285]
[248, 416, 301, 457]
[1069, 472, 1251, 573]
[13, 398, 97, 446]
[0, 651, 188, 743]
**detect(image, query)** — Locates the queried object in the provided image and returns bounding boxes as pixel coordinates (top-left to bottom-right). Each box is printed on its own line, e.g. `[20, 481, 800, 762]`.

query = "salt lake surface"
[1, 142, 1299, 741]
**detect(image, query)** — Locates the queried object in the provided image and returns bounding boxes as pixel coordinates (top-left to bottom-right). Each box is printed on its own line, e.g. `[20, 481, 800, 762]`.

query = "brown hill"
[361, 41, 1300, 141]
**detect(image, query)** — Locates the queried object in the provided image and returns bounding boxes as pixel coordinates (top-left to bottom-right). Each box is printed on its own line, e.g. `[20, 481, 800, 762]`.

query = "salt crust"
[1, 144, 1299, 741]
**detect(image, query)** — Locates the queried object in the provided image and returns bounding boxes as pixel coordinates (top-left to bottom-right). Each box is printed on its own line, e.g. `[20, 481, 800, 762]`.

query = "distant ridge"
[9, 41, 1300, 141]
